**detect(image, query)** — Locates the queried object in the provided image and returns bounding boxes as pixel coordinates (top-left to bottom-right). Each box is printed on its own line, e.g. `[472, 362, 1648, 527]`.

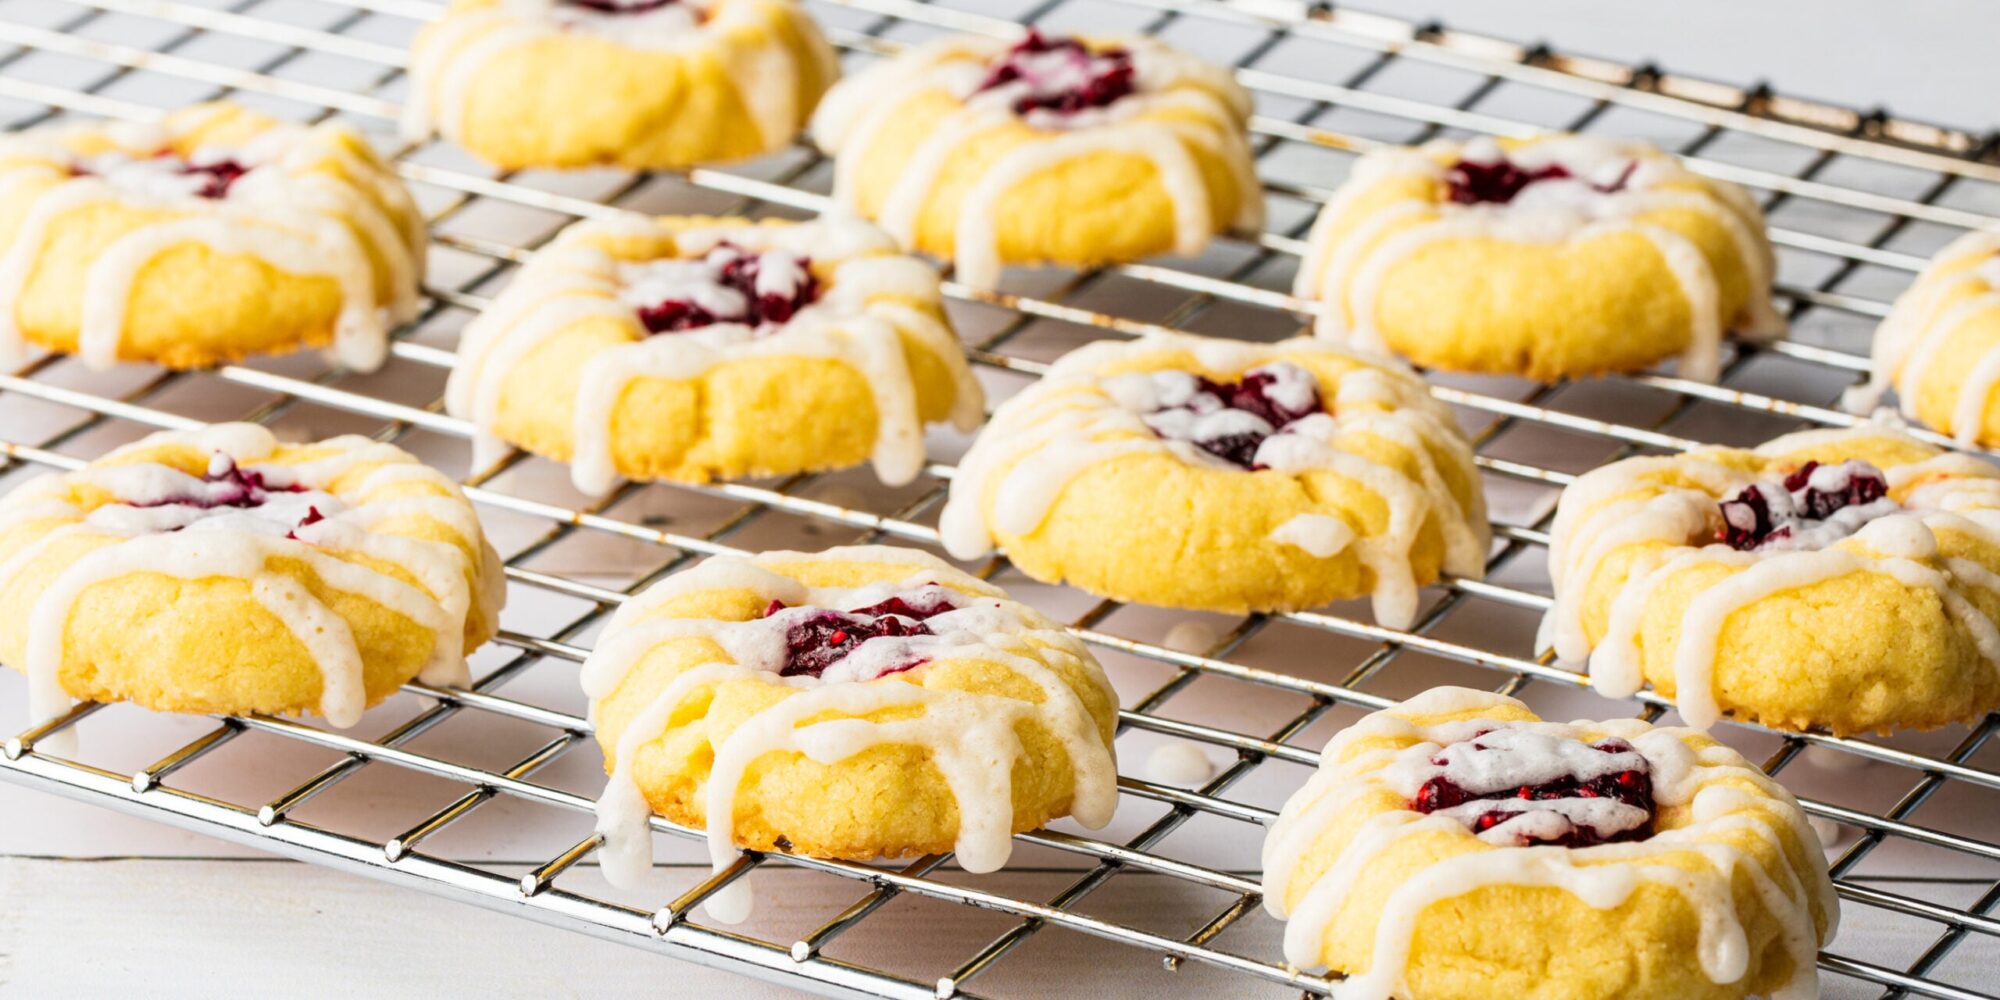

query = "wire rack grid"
[1, 0, 1999, 997]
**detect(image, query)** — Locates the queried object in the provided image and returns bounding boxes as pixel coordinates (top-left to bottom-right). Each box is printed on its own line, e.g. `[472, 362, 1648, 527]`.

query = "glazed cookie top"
[1846, 226, 2000, 443]
[939, 332, 1490, 628]
[581, 546, 1119, 919]
[0, 423, 503, 731]
[404, 0, 838, 152]
[444, 212, 984, 492]
[1262, 687, 1835, 998]
[810, 30, 1261, 288]
[1297, 134, 1779, 381]
[0, 102, 424, 372]
[1543, 422, 2000, 726]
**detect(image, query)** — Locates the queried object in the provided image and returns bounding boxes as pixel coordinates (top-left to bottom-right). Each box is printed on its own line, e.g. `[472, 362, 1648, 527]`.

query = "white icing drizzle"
[1269, 513, 1356, 559]
[1295, 135, 1781, 381]
[0, 107, 422, 373]
[809, 34, 1261, 290]
[581, 548, 1119, 922]
[1542, 423, 2000, 727]
[1262, 687, 1834, 999]
[937, 333, 1489, 629]
[403, 0, 836, 159]
[443, 214, 984, 492]
[0, 424, 496, 734]
[1846, 228, 2000, 445]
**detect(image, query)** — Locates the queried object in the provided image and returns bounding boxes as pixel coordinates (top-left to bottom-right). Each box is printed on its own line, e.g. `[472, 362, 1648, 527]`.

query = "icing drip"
[581, 552, 1119, 923]
[1160, 618, 1219, 654]
[1296, 135, 1783, 382]
[1541, 425, 2000, 728]
[810, 33, 1261, 290]
[445, 215, 984, 496]
[0, 107, 423, 374]
[403, 0, 833, 160]
[1846, 231, 2000, 446]
[1143, 742, 1214, 786]
[938, 334, 1489, 629]
[0, 424, 494, 739]
[1261, 688, 1834, 1000]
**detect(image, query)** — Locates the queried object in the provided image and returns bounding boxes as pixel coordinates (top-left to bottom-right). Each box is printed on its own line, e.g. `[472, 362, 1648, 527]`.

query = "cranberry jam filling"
[625, 244, 819, 335]
[286, 505, 327, 541]
[565, 0, 681, 13]
[1719, 459, 1895, 552]
[761, 593, 958, 679]
[975, 30, 1137, 117]
[176, 158, 251, 199]
[1115, 363, 1323, 469]
[119, 453, 327, 538]
[1444, 157, 1637, 206]
[137, 454, 304, 511]
[71, 152, 253, 200]
[1409, 728, 1656, 848]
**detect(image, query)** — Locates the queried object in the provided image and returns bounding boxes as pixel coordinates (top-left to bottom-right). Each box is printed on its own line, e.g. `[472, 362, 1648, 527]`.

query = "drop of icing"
[703, 880, 754, 924]
[1161, 619, 1219, 655]
[1144, 742, 1215, 787]
[1807, 815, 1846, 854]
[1800, 744, 1872, 773]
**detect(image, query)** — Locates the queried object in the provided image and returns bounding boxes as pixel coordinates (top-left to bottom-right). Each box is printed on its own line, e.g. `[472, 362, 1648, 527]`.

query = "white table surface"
[4, 1, 1998, 998]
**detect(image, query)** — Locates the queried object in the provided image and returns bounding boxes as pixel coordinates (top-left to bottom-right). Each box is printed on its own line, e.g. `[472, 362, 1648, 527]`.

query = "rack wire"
[1, 0, 1998, 996]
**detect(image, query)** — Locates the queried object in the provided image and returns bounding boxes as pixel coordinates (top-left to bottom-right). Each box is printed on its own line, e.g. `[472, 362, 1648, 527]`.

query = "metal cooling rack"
[2, 0, 1999, 997]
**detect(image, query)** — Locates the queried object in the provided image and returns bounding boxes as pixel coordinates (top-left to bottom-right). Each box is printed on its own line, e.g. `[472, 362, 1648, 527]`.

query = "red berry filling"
[136, 454, 304, 512]
[761, 593, 958, 679]
[627, 244, 820, 335]
[975, 30, 1137, 117]
[285, 505, 327, 541]
[179, 158, 251, 199]
[1130, 364, 1324, 469]
[566, 0, 681, 12]
[126, 454, 325, 537]
[69, 152, 253, 200]
[1410, 732, 1656, 848]
[1719, 459, 1893, 551]
[1444, 157, 1636, 206]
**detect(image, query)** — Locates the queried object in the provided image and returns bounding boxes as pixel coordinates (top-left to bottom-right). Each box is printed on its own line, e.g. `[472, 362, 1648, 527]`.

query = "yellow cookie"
[1264, 687, 1836, 1000]
[0, 102, 423, 371]
[940, 331, 1489, 624]
[581, 545, 1119, 919]
[1295, 134, 1779, 381]
[1847, 226, 2000, 447]
[446, 213, 983, 490]
[811, 30, 1260, 288]
[0, 423, 505, 731]
[404, 0, 838, 170]
[1546, 422, 2000, 734]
